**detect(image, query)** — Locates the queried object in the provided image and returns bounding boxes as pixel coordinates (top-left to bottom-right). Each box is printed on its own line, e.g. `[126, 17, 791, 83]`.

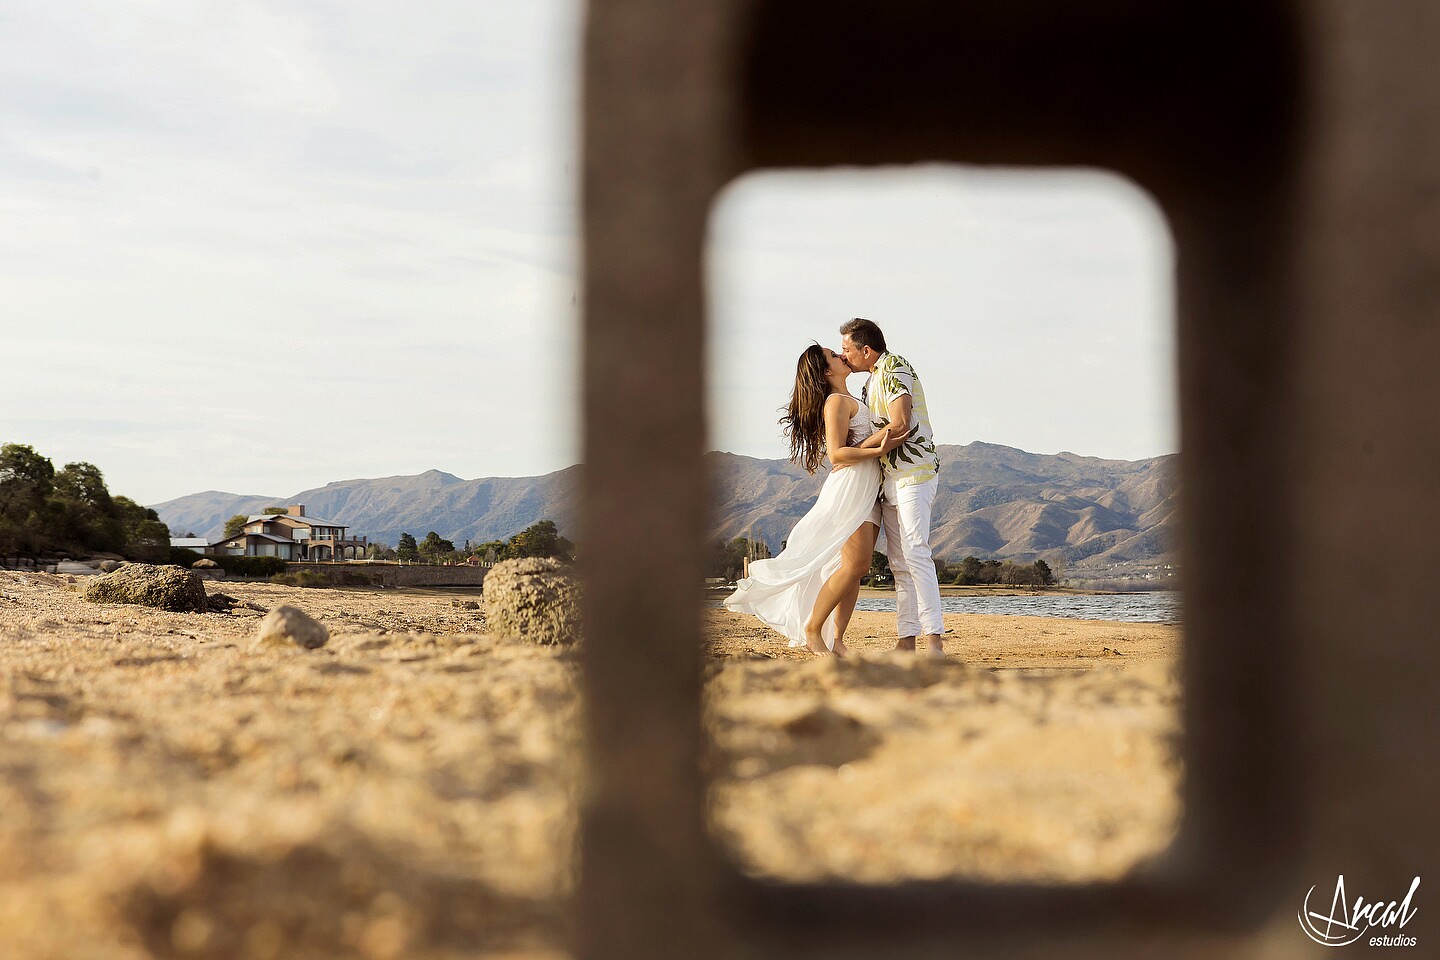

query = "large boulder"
[483, 558, 582, 646]
[82, 563, 207, 612]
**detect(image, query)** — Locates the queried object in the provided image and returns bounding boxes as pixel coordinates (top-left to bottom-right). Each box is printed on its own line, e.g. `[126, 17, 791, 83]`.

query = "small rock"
[55, 561, 97, 575]
[82, 563, 207, 613]
[483, 558, 581, 646]
[191, 558, 219, 569]
[97, 560, 122, 573]
[206, 593, 238, 613]
[253, 605, 329, 650]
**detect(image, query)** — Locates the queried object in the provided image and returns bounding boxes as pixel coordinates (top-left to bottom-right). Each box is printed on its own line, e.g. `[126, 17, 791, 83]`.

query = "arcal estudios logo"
[1298, 875, 1420, 947]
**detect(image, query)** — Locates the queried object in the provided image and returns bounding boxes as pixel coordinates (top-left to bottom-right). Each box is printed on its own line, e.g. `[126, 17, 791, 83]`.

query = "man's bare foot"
[893, 636, 917, 653]
[803, 624, 831, 655]
[923, 634, 945, 659]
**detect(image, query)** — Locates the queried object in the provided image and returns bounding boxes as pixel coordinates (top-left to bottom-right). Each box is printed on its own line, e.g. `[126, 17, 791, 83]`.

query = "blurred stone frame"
[578, 2, 1304, 957]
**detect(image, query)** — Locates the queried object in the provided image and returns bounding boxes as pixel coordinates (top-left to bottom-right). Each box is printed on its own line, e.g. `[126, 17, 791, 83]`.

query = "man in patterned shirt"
[839, 317, 946, 658]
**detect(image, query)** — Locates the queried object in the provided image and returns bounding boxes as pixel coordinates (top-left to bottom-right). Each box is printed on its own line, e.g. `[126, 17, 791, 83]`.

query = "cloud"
[1, 2, 1173, 508]
[0, 1, 581, 502]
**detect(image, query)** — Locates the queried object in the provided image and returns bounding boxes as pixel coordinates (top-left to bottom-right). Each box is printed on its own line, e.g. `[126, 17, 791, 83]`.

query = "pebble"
[252, 606, 329, 651]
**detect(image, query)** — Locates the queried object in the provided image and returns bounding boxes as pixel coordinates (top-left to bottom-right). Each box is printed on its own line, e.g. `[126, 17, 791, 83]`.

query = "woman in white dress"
[724, 344, 894, 655]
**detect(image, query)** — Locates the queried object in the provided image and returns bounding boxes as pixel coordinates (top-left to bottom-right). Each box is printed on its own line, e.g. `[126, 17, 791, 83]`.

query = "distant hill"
[153, 443, 1176, 573]
[708, 443, 1178, 572]
[152, 467, 582, 549]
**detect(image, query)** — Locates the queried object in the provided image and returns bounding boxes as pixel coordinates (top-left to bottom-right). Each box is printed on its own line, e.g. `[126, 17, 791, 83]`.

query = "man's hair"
[840, 317, 887, 355]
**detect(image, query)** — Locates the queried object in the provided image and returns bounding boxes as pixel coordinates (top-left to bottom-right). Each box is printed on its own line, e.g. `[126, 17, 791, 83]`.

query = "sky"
[1, 0, 1177, 507]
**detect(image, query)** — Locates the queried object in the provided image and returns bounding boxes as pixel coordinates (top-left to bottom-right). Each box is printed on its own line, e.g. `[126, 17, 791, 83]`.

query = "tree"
[508, 519, 574, 561]
[263, 507, 288, 515]
[418, 530, 455, 559]
[706, 536, 771, 581]
[0, 444, 169, 562]
[54, 461, 112, 513]
[970, 559, 1003, 585]
[1034, 558, 1055, 586]
[397, 532, 419, 561]
[989, 560, 1057, 589]
[463, 539, 500, 560]
[0, 444, 58, 559]
[867, 550, 892, 586]
[52, 461, 124, 554]
[112, 496, 170, 563]
[953, 556, 983, 585]
[0, 443, 55, 513]
[469, 540, 508, 564]
[223, 514, 249, 539]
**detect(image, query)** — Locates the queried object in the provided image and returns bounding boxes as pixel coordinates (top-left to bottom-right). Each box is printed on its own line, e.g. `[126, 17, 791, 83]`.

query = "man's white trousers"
[880, 473, 944, 637]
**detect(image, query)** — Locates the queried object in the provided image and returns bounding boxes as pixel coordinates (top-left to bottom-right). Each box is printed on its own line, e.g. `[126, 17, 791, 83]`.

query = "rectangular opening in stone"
[702, 166, 1183, 885]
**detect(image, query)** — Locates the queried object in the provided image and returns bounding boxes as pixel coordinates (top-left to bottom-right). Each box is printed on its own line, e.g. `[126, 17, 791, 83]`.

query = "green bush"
[209, 554, 288, 577]
[169, 546, 206, 566]
[270, 568, 330, 588]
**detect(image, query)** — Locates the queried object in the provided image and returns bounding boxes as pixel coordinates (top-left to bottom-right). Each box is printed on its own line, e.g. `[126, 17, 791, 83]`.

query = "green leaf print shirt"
[863, 352, 939, 487]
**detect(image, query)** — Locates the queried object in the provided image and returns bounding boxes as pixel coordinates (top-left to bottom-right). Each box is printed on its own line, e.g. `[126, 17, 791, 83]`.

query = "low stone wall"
[278, 563, 489, 589]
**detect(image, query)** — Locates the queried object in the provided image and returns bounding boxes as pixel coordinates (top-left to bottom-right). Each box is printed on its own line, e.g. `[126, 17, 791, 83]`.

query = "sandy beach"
[0, 570, 1182, 959]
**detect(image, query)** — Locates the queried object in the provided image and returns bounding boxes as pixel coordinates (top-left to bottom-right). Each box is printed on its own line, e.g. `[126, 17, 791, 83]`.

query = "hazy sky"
[707, 167, 1176, 466]
[1, 1, 1176, 506]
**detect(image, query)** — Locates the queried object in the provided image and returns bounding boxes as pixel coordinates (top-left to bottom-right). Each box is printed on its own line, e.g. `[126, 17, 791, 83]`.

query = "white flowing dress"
[723, 398, 882, 651]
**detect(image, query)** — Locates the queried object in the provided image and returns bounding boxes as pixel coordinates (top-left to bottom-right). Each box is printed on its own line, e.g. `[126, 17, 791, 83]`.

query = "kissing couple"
[725, 317, 947, 658]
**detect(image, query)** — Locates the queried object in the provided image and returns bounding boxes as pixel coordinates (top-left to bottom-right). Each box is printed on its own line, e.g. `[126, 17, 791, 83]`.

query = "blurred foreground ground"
[0, 571, 1180, 959]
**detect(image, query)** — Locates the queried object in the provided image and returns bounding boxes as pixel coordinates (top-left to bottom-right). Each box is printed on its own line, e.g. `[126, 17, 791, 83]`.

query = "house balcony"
[303, 536, 369, 561]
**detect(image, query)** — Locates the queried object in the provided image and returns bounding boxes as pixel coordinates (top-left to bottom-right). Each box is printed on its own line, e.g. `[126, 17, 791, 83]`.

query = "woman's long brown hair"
[780, 343, 832, 474]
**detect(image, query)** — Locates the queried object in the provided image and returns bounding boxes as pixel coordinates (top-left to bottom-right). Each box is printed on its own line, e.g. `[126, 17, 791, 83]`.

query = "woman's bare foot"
[803, 624, 831, 655]
[832, 637, 849, 658]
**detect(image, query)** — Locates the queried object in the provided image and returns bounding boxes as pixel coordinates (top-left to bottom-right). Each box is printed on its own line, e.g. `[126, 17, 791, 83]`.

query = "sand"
[0, 570, 1181, 959]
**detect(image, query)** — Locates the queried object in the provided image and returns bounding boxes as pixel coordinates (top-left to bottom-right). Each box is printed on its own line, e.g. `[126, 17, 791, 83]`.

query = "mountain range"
[152, 443, 1177, 573]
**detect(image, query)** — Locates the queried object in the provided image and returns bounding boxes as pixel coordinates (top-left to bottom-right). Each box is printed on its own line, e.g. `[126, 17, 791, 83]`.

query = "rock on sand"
[253, 605, 329, 650]
[81, 563, 207, 613]
[483, 558, 581, 646]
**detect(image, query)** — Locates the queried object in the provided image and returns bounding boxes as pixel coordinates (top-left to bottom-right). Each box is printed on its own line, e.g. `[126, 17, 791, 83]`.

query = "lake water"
[852, 591, 1182, 624]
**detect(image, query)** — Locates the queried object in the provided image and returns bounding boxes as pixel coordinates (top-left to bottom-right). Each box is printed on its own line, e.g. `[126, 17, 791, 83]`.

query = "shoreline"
[864, 584, 1146, 598]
